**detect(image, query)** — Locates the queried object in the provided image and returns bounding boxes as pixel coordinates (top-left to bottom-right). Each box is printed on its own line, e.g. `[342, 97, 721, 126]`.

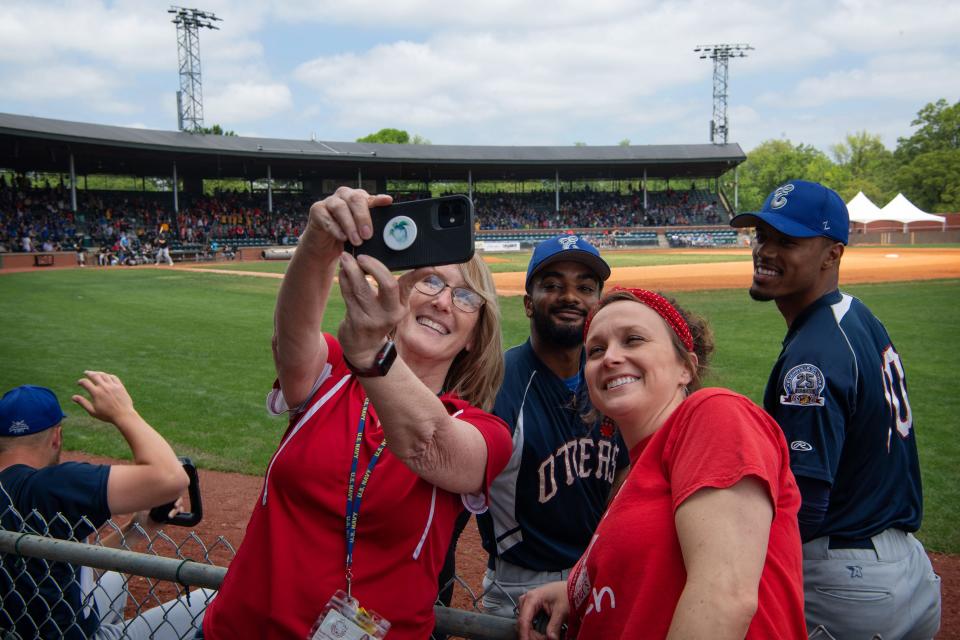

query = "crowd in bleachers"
[1, 175, 730, 257]
[645, 185, 724, 226]
[667, 230, 739, 248]
[0, 177, 310, 258]
[473, 185, 723, 230]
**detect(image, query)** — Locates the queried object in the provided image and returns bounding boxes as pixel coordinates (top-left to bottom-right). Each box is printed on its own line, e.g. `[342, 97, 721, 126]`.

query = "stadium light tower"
[169, 6, 221, 132]
[694, 43, 753, 144]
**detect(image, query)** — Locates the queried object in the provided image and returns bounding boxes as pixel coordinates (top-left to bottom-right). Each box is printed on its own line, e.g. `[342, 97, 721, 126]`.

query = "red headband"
[584, 287, 694, 353]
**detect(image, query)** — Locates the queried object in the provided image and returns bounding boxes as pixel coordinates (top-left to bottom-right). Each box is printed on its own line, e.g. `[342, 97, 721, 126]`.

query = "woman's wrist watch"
[344, 339, 397, 377]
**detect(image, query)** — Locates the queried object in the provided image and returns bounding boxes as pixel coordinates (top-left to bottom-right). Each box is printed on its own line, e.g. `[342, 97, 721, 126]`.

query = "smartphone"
[346, 195, 475, 271]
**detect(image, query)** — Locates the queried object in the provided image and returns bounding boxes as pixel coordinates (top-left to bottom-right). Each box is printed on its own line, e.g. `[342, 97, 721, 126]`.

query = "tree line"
[730, 99, 959, 214]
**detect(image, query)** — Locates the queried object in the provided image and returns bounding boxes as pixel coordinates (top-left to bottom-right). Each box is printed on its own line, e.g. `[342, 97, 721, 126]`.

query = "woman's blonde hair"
[443, 253, 504, 412]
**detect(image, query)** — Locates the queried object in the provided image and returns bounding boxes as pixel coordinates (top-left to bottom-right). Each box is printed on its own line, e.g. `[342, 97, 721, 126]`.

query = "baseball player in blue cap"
[477, 234, 630, 617]
[0, 372, 210, 638]
[731, 180, 941, 638]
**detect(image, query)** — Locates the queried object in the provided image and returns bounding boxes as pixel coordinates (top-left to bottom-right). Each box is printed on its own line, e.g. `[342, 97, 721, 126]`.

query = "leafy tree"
[619, 138, 631, 146]
[356, 128, 432, 144]
[195, 124, 237, 136]
[358, 128, 410, 144]
[574, 141, 587, 147]
[896, 150, 960, 212]
[829, 131, 896, 204]
[734, 139, 838, 212]
[895, 99, 960, 161]
[894, 100, 960, 211]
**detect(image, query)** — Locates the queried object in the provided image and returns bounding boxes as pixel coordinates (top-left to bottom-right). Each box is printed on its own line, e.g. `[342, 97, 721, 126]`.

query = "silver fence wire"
[0, 497, 521, 639]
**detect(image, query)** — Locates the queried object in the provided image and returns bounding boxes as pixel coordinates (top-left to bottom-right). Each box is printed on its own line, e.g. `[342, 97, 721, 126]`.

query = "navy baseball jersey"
[478, 339, 629, 571]
[763, 290, 923, 540]
[0, 462, 112, 639]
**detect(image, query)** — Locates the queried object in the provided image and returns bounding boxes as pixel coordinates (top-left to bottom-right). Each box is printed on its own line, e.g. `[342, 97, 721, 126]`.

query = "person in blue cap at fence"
[0, 372, 213, 639]
[477, 233, 630, 617]
[731, 179, 941, 639]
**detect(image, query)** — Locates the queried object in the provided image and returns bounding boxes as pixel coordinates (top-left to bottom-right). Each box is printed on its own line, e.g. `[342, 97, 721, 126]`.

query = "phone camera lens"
[437, 201, 466, 229]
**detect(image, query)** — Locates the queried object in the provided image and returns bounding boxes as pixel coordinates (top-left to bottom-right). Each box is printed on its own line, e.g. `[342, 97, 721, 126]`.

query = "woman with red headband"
[517, 288, 806, 639]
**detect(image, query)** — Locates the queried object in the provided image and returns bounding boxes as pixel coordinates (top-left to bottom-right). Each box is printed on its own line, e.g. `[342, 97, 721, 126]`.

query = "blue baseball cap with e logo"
[730, 180, 849, 245]
[0, 385, 65, 437]
[525, 234, 611, 293]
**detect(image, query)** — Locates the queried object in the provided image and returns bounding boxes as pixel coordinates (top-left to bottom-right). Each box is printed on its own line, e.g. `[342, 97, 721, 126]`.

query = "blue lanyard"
[344, 397, 387, 597]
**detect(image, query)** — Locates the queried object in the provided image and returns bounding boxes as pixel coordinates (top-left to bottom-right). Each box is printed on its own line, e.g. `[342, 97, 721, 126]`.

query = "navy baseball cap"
[730, 180, 849, 245]
[525, 234, 611, 293]
[0, 386, 66, 437]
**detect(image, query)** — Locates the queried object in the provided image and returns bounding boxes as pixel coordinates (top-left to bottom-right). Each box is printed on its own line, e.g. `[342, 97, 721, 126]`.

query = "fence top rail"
[0, 528, 521, 639]
[0, 529, 226, 590]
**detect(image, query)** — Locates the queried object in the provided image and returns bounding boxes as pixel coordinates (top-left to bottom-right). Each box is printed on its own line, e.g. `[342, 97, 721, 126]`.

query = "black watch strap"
[345, 340, 397, 377]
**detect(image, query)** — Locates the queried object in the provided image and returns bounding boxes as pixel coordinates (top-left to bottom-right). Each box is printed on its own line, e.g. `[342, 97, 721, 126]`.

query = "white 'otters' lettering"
[538, 438, 619, 503]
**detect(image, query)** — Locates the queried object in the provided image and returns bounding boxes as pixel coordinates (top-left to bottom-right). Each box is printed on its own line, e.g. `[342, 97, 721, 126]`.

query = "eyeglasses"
[414, 274, 485, 313]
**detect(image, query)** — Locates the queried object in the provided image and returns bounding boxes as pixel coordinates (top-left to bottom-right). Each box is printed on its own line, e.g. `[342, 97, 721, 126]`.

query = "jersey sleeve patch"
[780, 363, 826, 407]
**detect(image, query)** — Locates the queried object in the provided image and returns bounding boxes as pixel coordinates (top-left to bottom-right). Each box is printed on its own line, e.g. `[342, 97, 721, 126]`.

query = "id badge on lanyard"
[308, 590, 390, 640]
[309, 398, 391, 639]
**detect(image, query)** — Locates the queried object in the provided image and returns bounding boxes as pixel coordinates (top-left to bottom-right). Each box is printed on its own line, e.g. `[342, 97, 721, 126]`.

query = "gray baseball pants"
[802, 528, 940, 639]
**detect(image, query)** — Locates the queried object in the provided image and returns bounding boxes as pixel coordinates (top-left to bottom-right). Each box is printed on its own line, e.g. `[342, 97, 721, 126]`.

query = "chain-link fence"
[0, 498, 524, 639]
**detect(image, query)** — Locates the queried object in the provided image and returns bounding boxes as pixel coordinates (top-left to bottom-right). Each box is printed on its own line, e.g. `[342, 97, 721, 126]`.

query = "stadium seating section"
[0, 176, 734, 261]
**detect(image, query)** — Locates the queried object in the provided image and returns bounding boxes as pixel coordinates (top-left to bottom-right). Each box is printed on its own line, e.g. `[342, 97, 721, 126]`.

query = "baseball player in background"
[155, 232, 173, 266]
[731, 180, 941, 639]
[477, 234, 630, 617]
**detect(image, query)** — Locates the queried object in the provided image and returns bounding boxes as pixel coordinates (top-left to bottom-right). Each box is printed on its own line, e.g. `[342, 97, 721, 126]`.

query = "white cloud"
[757, 52, 960, 108]
[292, 13, 721, 139]
[3, 65, 117, 101]
[269, 0, 648, 28]
[818, 0, 960, 51]
[0, 2, 172, 69]
[205, 82, 293, 123]
[0, 0, 958, 147]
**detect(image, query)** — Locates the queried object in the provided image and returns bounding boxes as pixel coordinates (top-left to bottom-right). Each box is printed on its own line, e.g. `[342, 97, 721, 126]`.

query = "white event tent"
[846, 192, 882, 223]
[846, 192, 946, 232]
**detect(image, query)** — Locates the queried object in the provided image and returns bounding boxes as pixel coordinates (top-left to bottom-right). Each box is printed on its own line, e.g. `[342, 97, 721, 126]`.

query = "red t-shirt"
[204, 335, 512, 639]
[566, 388, 806, 639]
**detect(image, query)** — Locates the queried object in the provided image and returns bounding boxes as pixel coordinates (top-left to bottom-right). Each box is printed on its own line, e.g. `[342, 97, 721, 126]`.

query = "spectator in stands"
[0, 373, 213, 639]
[201, 187, 512, 639]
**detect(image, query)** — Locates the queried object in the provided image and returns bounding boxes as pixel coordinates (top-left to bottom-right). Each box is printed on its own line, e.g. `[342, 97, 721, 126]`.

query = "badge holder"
[308, 590, 390, 640]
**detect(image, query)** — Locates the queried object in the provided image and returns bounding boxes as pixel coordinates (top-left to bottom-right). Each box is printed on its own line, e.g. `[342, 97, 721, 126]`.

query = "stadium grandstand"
[0, 112, 746, 264]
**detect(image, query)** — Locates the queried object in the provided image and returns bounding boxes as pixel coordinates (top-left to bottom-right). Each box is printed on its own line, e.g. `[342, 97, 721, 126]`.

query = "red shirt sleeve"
[442, 396, 512, 503]
[664, 391, 788, 514]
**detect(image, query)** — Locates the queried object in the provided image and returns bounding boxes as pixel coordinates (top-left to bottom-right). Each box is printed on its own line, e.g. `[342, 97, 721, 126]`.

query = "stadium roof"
[0, 112, 745, 183]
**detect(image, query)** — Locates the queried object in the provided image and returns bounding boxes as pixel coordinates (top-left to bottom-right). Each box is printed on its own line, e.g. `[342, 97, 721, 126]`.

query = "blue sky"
[2, 0, 958, 154]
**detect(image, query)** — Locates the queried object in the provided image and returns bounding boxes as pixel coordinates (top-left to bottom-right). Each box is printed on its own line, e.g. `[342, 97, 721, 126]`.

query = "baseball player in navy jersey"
[477, 235, 630, 617]
[732, 180, 941, 639]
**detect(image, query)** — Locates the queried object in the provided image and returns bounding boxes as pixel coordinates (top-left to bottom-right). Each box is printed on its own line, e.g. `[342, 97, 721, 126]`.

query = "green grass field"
[193, 250, 753, 275]
[1, 264, 957, 552]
